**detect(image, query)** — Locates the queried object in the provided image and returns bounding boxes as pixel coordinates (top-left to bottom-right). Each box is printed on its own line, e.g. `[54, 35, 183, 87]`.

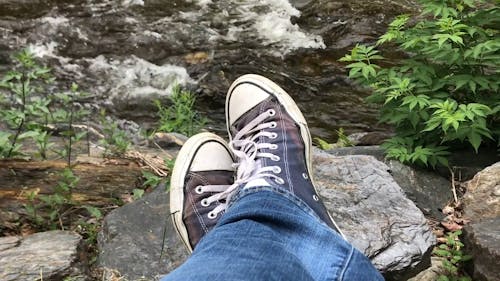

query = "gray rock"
[98, 151, 436, 281]
[313, 151, 436, 280]
[0, 231, 85, 281]
[386, 160, 453, 220]
[463, 217, 500, 281]
[407, 257, 447, 281]
[463, 162, 500, 221]
[325, 145, 386, 161]
[324, 146, 454, 219]
[98, 185, 188, 281]
[462, 162, 500, 281]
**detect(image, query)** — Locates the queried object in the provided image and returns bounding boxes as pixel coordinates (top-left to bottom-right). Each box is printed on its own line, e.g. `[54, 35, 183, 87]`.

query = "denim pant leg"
[161, 187, 384, 281]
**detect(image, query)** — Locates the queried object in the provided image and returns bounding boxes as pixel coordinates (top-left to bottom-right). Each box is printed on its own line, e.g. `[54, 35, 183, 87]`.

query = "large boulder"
[462, 162, 500, 281]
[313, 151, 436, 280]
[0, 231, 85, 281]
[326, 146, 453, 220]
[97, 185, 188, 280]
[98, 150, 435, 280]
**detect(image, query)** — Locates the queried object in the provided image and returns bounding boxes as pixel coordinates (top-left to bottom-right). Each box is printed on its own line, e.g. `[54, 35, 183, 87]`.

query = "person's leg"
[164, 74, 384, 281]
[163, 188, 383, 281]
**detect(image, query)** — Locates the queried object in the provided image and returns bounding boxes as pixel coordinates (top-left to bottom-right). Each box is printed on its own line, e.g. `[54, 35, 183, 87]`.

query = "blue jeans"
[162, 186, 384, 281]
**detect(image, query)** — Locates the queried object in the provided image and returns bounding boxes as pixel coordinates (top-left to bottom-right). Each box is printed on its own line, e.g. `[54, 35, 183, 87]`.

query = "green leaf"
[84, 206, 103, 219]
[132, 189, 144, 200]
[18, 130, 39, 140]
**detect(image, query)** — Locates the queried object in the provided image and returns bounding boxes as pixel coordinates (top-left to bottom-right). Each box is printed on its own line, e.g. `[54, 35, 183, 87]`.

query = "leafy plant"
[23, 188, 43, 226]
[99, 110, 131, 156]
[336, 128, 355, 147]
[0, 49, 53, 158]
[52, 83, 90, 166]
[314, 137, 334, 150]
[132, 188, 145, 200]
[142, 170, 162, 189]
[155, 85, 207, 137]
[434, 230, 472, 281]
[340, 0, 500, 167]
[38, 167, 79, 229]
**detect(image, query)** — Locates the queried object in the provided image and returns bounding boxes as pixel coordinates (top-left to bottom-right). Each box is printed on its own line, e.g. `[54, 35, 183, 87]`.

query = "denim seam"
[337, 245, 355, 281]
[228, 185, 332, 231]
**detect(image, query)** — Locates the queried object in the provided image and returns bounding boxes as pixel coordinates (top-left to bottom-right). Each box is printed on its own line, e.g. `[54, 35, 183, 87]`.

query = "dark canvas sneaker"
[225, 74, 344, 236]
[170, 132, 235, 252]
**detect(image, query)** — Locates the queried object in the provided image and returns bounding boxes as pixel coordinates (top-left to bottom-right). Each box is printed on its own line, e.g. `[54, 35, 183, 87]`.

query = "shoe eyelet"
[268, 109, 276, 116]
[274, 178, 285, 185]
[269, 132, 278, 139]
[313, 194, 319, 201]
[273, 166, 281, 174]
[270, 144, 278, 150]
[201, 199, 210, 207]
[195, 186, 203, 194]
[269, 121, 277, 128]
[302, 173, 309, 180]
[207, 212, 217, 219]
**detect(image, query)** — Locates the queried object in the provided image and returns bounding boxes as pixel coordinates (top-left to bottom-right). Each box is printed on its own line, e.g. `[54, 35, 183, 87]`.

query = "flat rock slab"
[0, 231, 84, 281]
[97, 185, 188, 280]
[313, 151, 436, 280]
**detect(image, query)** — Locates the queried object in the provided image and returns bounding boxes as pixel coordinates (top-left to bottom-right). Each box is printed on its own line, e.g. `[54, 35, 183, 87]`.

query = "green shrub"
[340, 0, 499, 167]
[99, 110, 131, 156]
[0, 49, 53, 158]
[434, 230, 472, 281]
[155, 85, 207, 137]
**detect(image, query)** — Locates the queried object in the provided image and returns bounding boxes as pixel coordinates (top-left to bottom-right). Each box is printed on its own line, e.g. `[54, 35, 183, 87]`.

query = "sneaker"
[225, 74, 344, 235]
[170, 132, 235, 252]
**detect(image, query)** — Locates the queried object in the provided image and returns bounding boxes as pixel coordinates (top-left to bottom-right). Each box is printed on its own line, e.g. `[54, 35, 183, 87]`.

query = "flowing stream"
[0, 0, 418, 140]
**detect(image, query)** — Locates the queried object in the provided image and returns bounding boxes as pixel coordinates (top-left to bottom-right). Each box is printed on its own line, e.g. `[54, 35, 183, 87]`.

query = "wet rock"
[463, 217, 500, 281]
[462, 162, 500, 281]
[0, 0, 52, 18]
[313, 151, 436, 280]
[97, 185, 188, 280]
[0, 231, 85, 281]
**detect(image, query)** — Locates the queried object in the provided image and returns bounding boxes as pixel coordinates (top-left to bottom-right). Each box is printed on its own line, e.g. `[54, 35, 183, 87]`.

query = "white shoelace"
[199, 109, 284, 219]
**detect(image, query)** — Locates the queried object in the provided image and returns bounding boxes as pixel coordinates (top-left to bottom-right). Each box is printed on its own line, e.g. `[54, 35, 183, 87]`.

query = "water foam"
[88, 55, 194, 102]
[193, 0, 325, 55]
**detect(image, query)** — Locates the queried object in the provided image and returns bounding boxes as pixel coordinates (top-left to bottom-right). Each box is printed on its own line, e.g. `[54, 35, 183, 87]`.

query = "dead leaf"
[441, 221, 463, 231]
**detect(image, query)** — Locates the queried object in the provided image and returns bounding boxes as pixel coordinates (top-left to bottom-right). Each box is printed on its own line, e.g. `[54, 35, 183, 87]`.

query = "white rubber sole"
[225, 74, 345, 238]
[169, 132, 232, 253]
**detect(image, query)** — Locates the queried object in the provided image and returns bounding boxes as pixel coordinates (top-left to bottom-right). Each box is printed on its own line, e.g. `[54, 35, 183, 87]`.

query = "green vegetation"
[155, 85, 207, 137]
[0, 49, 53, 158]
[314, 128, 355, 150]
[340, 0, 499, 167]
[434, 230, 472, 281]
[0, 49, 175, 236]
[99, 109, 131, 156]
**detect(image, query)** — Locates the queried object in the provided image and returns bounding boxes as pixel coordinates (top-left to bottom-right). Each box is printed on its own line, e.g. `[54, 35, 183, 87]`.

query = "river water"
[0, 0, 417, 140]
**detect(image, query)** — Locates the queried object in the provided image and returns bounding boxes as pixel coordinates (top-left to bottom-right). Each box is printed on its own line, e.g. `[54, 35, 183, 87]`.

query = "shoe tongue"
[241, 159, 272, 189]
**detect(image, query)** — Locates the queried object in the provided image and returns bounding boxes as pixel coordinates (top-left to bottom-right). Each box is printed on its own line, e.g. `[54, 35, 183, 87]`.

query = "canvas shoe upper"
[170, 132, 235, 252]
[223, 74, 344, 235]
